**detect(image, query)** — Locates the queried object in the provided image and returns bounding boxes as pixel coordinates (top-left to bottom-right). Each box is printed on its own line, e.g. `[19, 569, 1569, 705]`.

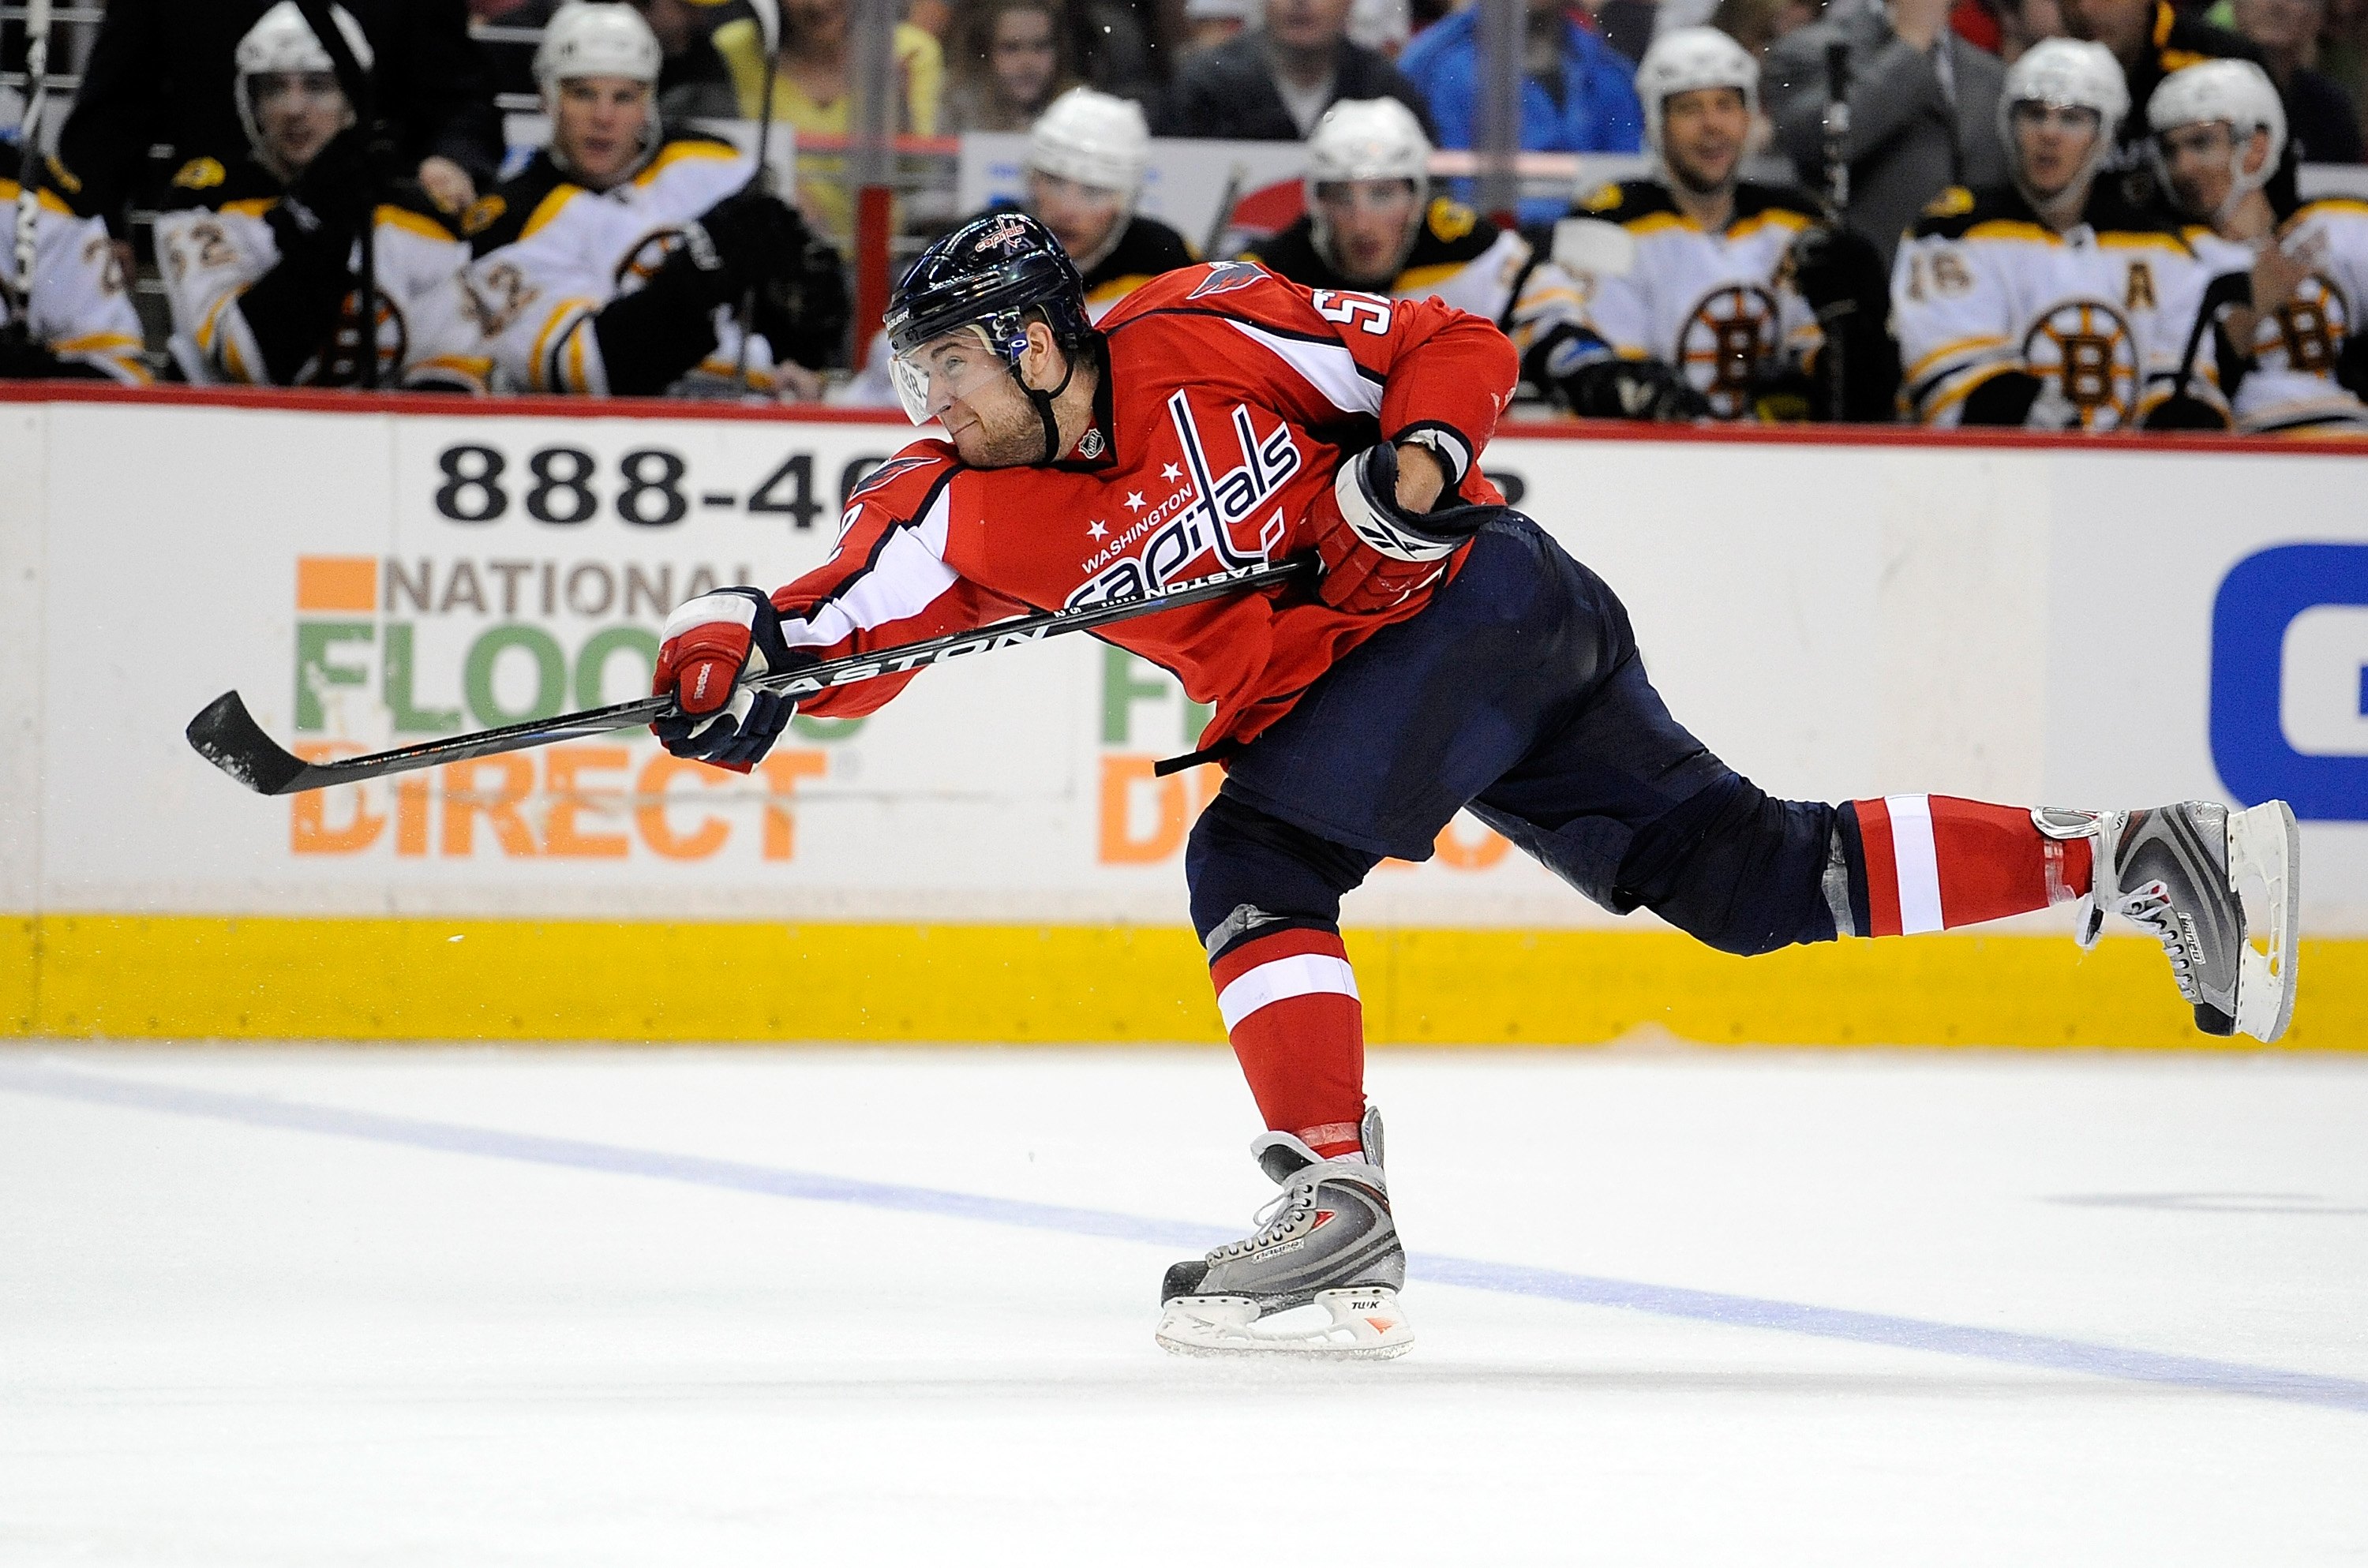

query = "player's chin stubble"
[950, 399, 1047, 468]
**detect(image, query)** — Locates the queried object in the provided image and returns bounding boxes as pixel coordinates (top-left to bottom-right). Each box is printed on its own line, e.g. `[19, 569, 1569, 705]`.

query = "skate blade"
[1154, 1287, 1414, 1360]
[2227, 801, 2301, 1044]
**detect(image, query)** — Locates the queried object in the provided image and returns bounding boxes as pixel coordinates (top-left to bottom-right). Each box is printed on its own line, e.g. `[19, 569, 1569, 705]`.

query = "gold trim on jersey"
[519, 185, 583, 242]
[220, 196, 277, 221]
[1917, 360, 2024, 421]
[0, 178, 75, 217]
[1621, 208, 1812, 242]
[1962, 219, 2058, 245]
[2096, 230, 2192, 254]
[529, 301, 596, 391]
[1085, 273, 1155, 304]
[1904, 332, 2010, 383]
[1395, 260, 1469, 292]
[633, 140, 742, 189]
[2290, 197, 2368, 227]
[375, 204, 456, 244]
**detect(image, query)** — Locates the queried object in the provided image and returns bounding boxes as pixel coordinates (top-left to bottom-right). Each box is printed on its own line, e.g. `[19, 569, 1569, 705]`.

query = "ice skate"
[1156, 1106, 1412, 1360]
[2038, 800, 2301, 1042]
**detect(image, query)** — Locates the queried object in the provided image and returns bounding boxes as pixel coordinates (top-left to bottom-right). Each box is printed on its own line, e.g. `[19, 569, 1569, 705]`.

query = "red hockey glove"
[651, 587, 796, 771]
[1310, 443, 1500, 614]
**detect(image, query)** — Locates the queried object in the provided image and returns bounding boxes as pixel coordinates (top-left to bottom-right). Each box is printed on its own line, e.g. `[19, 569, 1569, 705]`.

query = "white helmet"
[1304, 98, 1433, 283]
[2149, 58, 2286, 220]
[1634, 27, 1758, 172]
[1026, 88, 1151, 200]
[234, 1, 371, 159]
[1998, 38, 2130, 204]
[534, 2, 663, 96]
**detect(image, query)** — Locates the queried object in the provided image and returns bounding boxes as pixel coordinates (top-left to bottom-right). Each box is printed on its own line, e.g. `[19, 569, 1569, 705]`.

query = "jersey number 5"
[1313, 290, 1393, 335]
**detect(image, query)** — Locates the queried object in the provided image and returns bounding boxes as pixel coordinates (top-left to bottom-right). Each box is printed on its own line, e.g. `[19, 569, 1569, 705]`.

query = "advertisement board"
[1, 388, 2359, 1046]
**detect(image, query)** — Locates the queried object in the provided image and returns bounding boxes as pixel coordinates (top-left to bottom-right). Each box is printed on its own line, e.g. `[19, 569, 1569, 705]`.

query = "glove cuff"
[1332, 445, 1465, 566]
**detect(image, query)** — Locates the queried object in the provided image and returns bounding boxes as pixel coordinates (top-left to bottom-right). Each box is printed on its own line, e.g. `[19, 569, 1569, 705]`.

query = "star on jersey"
[1161, 463, 1182, 481]
[1125, 492, 1147, 512]
[1086, 520, 1107, 539]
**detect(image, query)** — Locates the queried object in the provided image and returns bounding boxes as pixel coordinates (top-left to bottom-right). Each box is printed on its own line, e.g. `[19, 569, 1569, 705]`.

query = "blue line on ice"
[9, 1057, 2363, 1415]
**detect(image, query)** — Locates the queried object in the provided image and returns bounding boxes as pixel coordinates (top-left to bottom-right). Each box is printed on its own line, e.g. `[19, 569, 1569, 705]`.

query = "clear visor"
[888, 326, 1012, 425]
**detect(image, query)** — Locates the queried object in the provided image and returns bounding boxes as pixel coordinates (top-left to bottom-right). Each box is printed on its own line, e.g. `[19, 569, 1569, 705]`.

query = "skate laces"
[2120, 880, 2203, 1001]
[1210, 1177, 1322, 1262]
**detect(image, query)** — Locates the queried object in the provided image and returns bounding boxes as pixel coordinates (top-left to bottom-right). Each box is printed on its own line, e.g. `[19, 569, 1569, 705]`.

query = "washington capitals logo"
[972, 213, 1034, 256]
[1066, 392, 1298, 608]
[1188, 261, 1265, 300]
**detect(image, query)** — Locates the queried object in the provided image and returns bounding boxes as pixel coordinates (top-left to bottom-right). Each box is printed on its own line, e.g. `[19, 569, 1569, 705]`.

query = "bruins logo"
[1426, 196, 1478, 243]
[2257, 273, 2352, 375]
[321, 289, 410, 387]
[1678, 283, 1782, 418]
[462, 193, 508, 236]
[172, 157, 227, 191]
[2022, 298, 2138, 428]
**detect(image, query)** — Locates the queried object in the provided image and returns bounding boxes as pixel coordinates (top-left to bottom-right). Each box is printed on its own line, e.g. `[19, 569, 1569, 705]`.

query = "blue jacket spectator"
[1399, 0, 1644, 224]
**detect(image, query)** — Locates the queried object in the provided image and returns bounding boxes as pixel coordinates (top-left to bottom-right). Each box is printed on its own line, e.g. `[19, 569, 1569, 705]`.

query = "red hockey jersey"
[771, 261, 1521, 750]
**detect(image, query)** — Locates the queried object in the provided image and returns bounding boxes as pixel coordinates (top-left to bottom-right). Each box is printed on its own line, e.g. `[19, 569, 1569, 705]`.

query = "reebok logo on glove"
[651, 587, 799, 770]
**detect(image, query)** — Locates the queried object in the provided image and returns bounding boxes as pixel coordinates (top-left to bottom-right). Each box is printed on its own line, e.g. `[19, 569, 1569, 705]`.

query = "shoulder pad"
[1573, 180, 1678, 226]
[1404, 197, 1500, 265]
[470, 155, 574, 256]
[1910, 185, 1999, 240]
[845, 444, 960, 511]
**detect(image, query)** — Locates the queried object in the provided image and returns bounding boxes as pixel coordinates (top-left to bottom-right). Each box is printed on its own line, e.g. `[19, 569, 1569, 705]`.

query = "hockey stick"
[733, 0, 785, 395]
[186, 556, 1312, 796]
[290, 0, 382, 389]
[1819, 40, 1853, 425]
[6, 0, 51, 345]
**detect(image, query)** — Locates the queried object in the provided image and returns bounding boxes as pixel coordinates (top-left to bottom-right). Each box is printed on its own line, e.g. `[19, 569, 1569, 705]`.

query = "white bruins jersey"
[2190, 199, 2368, 435]
[152, 158, 468, 388]
[1551, 181, 1824, 420]
[1238, 197, 1590, 395]
[1894, 185, 2231, 430]
[0, 178, 149, 383]
[447, 138, 786, 396]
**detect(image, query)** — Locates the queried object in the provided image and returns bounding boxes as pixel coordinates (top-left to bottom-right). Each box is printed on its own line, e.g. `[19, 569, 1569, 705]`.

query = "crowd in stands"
[2, 0, 2364, 431]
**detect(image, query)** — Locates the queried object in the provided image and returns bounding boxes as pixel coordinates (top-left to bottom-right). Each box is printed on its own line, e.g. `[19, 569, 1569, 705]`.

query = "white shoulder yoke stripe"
[1223, 319, 1384, 417]
[781, 487, 960, 649]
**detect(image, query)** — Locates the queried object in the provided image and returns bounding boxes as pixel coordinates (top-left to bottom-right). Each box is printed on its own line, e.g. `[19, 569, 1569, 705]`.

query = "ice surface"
[2, 1045, 2364, 1565]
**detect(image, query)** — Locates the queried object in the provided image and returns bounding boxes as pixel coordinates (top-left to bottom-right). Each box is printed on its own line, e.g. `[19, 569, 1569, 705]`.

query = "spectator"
[1155, 0, 1433, 139]
[2322, 0, 2368, 144]
[1764, 0, 2010, 263]
[944, 0, 1079, 130]
[1600, 0, 1663, 69]
[50, 0, 500, 234]
[452, 2, 848, 395]
[1999, 0, 2066, 62]
[2231, 0, 2362, 159]
[152, 2, 474, 388]
[635, 0, 744, 122]
[1710, 0, 1824, 59]
[1399, 0, 1644, 226]
[712, 0, 944, 239]
[0, 177, 152, 383]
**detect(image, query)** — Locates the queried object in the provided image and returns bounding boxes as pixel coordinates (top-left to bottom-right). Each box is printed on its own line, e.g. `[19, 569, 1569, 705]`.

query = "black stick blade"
[185, 691, 314, 796]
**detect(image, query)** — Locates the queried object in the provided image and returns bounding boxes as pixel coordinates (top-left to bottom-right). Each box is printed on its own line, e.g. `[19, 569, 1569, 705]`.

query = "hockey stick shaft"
[734, 0, 785, 394]
[186, 556, 1312, 796]
[8, 0, 51, 342]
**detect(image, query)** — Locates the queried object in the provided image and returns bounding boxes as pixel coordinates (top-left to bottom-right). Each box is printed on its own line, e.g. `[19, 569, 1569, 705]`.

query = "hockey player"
[0, 174, 149, 383]
[448, 1, 846, 398]
[646, 211, 2301, 1358]
[1543, 29, 1898, 424]
[1892, 39, 2239, 430]
[1235, 98, 1612, 418]
[2148, 60, 2368, 434]
[1024, 88, 1198, 315]
[837, 87, 1194, 406]
[151, 2, 470, 389]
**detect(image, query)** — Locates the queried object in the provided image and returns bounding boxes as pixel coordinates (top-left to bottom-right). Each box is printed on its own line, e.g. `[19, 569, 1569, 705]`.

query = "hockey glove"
[1788, 226, 1900, 421]
[651, 587, 797, 770]
[0, 336, 112, 380]
[686, 189, 812, 307]
[1561, 357, 1711, 421]
[1312, 441, 1500, 614]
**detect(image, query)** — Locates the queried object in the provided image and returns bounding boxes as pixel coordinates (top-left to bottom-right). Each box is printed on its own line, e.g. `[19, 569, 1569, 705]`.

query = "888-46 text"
[430, 443, 890, 530]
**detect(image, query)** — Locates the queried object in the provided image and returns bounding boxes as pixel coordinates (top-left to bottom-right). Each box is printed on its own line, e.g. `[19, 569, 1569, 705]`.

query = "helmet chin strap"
[1011, 343, 1081, 464]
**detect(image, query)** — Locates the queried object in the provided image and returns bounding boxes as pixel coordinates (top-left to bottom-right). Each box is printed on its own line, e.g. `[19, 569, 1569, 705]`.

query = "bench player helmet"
[886, 210, 1097, 459]
[534, 2, 665, 174]
[1025, 88, 1152, 271]
[1998, 39, 2129, 207]
[1304, 98, 1433, 281]
[2149, 58, 2286, 223]
[1635, 27, 1757, 181]
[234, 1, 372, 163]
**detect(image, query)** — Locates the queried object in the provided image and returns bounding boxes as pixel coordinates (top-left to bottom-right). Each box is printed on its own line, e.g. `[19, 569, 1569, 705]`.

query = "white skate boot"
[1156, 1106, 1413, 1360]
[2036, 799, 2301, 1042]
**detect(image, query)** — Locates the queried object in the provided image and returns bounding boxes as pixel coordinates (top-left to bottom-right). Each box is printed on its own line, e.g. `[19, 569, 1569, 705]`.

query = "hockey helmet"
[1998, 39, 2129, 200]
[2149, 58, 2285, 218]
[234, 1, 371, 162]
[885, 211, 1096, 449]
[534, 2, 664, 93]
[1634, 27, 1758, 172]
[1027, 88, 1152, 202]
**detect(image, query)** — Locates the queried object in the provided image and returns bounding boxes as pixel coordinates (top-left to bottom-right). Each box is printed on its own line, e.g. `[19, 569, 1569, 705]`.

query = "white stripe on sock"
[1216, 952, 1360, 1033]
[1886, 793, 1945, 934]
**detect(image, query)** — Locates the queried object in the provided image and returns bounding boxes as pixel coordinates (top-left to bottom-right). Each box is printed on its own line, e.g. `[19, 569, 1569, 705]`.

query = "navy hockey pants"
[1187, 513, 1843, 959]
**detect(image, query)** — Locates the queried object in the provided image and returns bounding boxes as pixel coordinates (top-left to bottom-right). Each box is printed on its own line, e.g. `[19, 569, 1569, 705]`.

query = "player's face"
[1266, 0, 1356, 51]
[1315, 178, 1421, 288]
[554, 77, 655, 190]
[2157, 120, 2242, 217]
[1028, 171, 1126, 261]
[253, 71, 351, 175]
[1661, 87, 1748, 193]
[2010, 100, 2103, 200]
[894, 326, 1048, 465]
[991, 8, 1061, 108]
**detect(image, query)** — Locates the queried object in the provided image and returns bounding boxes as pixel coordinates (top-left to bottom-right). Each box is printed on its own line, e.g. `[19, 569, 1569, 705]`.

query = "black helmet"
[886, 210, 1096, 361]
[884, 210, 1099, 462]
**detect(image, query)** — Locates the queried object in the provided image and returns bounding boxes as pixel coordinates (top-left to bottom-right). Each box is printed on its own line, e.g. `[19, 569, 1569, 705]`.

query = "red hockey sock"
[1208, 927, 1366, 1157]
[1848, 795, 2093, 936]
